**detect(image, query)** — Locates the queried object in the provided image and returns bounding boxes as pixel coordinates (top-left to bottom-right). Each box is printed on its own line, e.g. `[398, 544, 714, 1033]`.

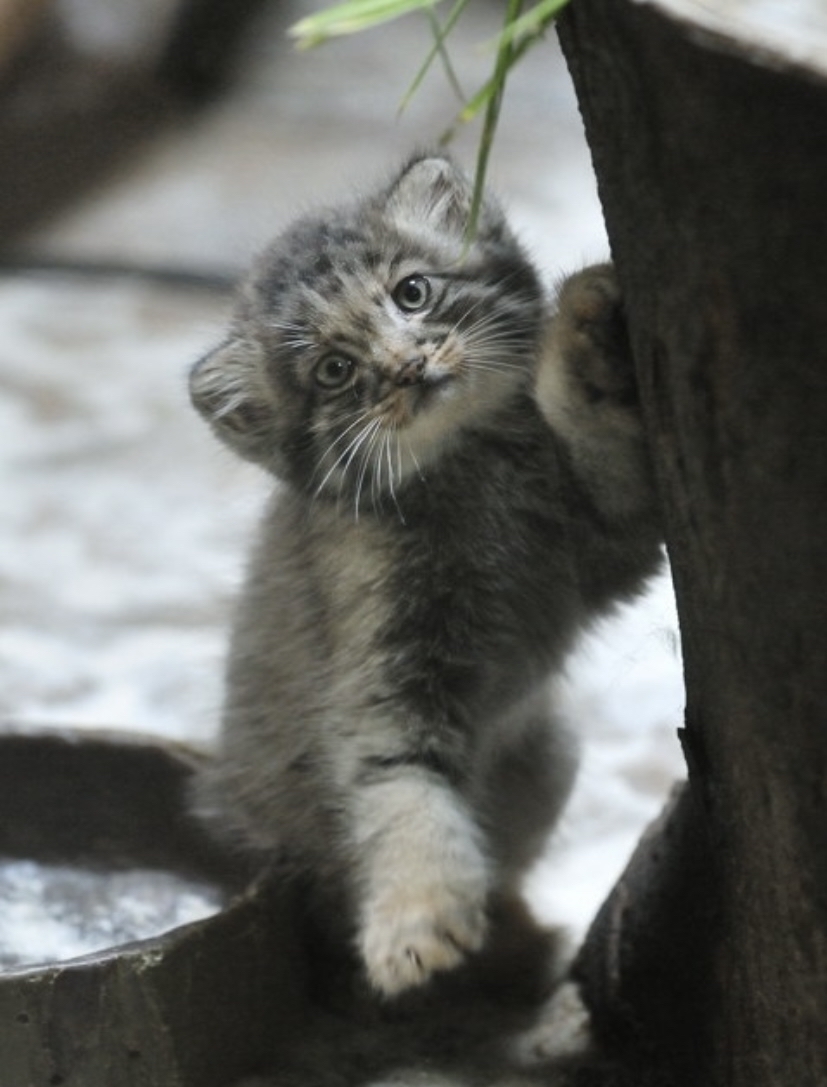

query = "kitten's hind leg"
[483, 692, 578, 888]
[470, 696, 578, 1003]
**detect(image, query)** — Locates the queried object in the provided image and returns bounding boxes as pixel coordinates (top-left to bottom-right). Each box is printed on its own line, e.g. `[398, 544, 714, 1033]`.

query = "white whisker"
[371, 430, 386, 515]
[337, 418, 381, 511]
[464, 356, 527, 375]
[267, 318, 314, 335]
[312, 410, 374, 496]
[456, 311, 535, 347]
[407, 439, 426, 484]
[354, 420, 384, 521]
[386, 428, 406, 524]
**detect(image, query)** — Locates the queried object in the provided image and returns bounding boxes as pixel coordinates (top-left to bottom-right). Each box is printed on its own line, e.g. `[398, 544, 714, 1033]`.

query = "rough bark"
[557, 4, 827, 1085]
[571, 783, 718, 1085]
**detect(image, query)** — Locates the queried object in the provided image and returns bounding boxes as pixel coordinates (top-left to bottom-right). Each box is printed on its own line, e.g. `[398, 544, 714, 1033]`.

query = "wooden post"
[557, 4, 827, 1084]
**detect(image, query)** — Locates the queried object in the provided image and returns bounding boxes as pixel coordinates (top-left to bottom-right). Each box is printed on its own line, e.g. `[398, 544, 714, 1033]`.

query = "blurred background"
[0, 0, 685, 939]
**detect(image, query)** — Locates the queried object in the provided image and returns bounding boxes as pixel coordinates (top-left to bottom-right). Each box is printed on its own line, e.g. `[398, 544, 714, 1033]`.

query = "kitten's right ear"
[189, 337, 276, 464]
[386, 155, 472, 238]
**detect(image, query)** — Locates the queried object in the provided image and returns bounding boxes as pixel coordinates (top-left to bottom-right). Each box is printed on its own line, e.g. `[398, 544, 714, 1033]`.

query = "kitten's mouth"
[380, 363, 458, 429]
[422, 370, 454, 392]
[406, 370, 455, 411]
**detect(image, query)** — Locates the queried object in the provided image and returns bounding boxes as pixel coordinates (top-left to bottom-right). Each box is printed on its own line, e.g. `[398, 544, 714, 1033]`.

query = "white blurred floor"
[0, 0, 686, 939]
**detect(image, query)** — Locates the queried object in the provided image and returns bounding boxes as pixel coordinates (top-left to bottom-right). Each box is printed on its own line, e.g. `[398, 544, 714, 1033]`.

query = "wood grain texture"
[558, 3, 827, 1083]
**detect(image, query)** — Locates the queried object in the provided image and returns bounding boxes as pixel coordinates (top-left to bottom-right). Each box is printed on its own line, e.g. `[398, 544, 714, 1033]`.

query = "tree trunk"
[557, 3, 827, 1085]
[571, 782, 717, 1084]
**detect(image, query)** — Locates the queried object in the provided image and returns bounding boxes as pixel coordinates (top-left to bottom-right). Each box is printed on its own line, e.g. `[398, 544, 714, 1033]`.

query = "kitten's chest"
[402, 424, 566, 570]
[296, 415, 578, 694]
[386, 427, 578, 648]
[307, 511, 396, 640]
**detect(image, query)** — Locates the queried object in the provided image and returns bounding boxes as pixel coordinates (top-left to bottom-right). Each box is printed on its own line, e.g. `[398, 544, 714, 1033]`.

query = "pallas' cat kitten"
[190, 155, 661, 998]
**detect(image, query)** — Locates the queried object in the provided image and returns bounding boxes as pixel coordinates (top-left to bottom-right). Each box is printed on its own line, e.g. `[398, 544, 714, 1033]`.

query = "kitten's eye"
[393, 274, 432, 313]
[315, 355, 354, 389]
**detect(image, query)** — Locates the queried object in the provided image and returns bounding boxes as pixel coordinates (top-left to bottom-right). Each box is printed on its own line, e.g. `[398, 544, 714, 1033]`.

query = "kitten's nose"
[395, 357, 426, 387]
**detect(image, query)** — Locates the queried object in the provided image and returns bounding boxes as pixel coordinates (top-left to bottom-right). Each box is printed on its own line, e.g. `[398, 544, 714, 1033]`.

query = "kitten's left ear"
[386, 155, 475, 238]
[189, 337, 277, 466]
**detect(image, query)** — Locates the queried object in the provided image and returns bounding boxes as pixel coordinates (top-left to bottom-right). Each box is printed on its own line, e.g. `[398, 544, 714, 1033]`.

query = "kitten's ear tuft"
[386, 155, 473, 238]
[189, 338, 276, 465]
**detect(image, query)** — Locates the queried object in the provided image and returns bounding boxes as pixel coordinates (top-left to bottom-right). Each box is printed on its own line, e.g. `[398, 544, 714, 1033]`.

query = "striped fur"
[190, 156, 662, 997]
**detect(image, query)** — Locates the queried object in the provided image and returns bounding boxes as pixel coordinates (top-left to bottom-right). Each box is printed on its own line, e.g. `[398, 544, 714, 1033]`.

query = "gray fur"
[189, 155, 662, 997]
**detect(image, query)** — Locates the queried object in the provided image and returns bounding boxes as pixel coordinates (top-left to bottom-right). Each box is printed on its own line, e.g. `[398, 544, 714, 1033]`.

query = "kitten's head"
[190, 155, 543, 503]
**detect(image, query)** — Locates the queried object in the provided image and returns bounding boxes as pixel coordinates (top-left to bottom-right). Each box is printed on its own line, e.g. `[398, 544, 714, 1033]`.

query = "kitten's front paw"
[542, 263, 637, 411]
[536, 263, 657, 522]
[360, 875, 488, 996]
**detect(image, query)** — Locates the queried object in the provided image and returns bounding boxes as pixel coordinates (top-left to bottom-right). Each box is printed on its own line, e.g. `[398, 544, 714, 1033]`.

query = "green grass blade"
[464, 0, 525, 246]
[399, 0, 470, 114]
[458, 73, 496, 124]
[290, 0, 437, 49]
[492, 0, 572, 52]
[291, 0, 573, 247]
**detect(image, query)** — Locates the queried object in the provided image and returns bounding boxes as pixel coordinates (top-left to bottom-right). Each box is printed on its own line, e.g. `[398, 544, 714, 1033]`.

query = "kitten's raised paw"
[360, 880, 488, 997]
[549, 263, 636, 407]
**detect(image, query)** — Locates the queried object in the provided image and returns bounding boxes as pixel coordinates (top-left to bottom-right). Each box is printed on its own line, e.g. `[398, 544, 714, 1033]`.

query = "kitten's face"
[191, 157, 543, 506]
